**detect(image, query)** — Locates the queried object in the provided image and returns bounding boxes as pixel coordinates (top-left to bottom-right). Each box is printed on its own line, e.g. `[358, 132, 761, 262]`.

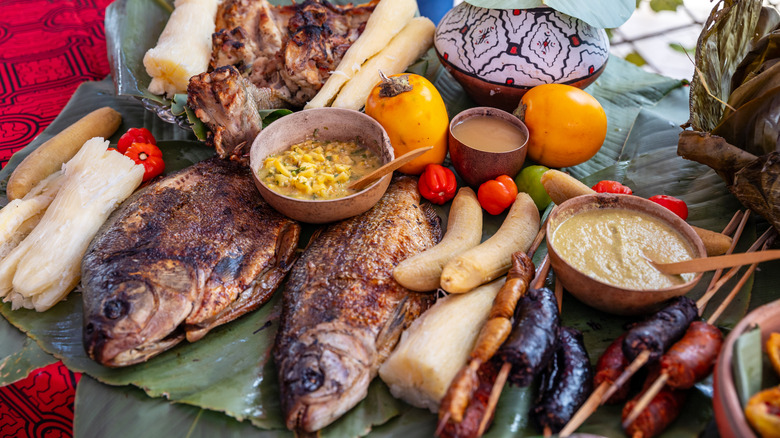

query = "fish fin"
[374, 295, 410, 363]
[420, 202, 443, 243]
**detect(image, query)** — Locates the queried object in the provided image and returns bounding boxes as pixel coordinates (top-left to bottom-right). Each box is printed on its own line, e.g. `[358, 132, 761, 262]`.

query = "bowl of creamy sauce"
[448, 106, 528, 187]
[546, 193, 706, 315]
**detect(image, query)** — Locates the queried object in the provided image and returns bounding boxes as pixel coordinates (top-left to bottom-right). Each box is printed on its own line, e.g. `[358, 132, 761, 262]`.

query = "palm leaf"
[463, 0, 635, 28]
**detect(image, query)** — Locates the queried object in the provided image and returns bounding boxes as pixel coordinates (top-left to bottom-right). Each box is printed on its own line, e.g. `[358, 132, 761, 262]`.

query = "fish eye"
[301, 367, 324, 392]
[103, 299, 128, 320]
[85, 322, 95, 335]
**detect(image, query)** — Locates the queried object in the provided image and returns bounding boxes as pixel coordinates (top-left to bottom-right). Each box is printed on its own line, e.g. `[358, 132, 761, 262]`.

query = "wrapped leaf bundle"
[678, 0, 780, 232]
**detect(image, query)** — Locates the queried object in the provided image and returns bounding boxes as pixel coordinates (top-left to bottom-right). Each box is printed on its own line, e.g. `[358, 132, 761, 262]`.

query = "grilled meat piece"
[497, 287, 561, 387]
[82, 158, 300, 367]
[279, 0, 376, 105]
[211, 0, 376, 107]
[274, 176, 442, 432]
[191, 0, 377, 159]
[622, 296, 699, 362]
[532, 326, 593, 433]
[188, 65, 289, 161]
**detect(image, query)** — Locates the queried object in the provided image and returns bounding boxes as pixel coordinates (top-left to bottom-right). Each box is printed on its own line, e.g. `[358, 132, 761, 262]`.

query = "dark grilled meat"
[187, 65, 288, 161]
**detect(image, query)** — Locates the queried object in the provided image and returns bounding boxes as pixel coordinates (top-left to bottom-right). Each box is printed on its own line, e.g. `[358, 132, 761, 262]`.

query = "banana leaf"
[0, 313, 55, 385]
[2, 0, 779, 437]
[462, 0, 635, 29]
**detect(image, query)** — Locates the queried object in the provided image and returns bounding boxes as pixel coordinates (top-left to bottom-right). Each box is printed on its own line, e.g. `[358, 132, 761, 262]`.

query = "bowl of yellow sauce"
[249, 108, 393, 223]
[449, 107, 528, 187]
[546, 193, 706, 315]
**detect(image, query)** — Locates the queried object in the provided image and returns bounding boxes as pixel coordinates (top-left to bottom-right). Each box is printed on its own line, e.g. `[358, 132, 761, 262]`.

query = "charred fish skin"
[81, 158, 301, 367]
[274, 176, 442, 433]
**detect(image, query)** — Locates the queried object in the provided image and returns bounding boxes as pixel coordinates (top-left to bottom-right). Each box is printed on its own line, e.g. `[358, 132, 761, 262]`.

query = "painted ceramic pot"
[434, 3, 610, 111]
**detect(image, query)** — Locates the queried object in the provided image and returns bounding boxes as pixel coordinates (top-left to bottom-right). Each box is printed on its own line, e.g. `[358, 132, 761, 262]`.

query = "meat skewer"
[621, 231, 775, 431]
[559, 210, 748, 437]
[471, 255, 553, 437]
[622, 376, 688, 438]
[437, 225, 547, 436]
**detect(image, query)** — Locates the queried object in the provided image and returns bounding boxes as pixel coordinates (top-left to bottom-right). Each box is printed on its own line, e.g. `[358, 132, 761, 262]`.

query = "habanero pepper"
[592, 180, 633, 195]
[117, 127, 156, 154]
[648, 194, 688, 220]
[125, 142, 165, 182]
[418, 163, 457, 205]
[478, 175, 518, 215]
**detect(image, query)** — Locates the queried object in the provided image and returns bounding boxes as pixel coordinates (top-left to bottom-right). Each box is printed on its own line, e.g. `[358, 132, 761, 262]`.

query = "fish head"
[280, 323, 376, 432]
[83, 273, 192, 367]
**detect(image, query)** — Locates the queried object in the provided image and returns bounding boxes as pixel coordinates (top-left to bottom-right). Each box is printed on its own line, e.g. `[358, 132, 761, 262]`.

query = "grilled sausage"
[595, 333, 631, 404]
[660, 321, 723, 388]
[622, 296, 698, 362]
[532, 326, 593, 433]
[622, 385, 687, 438]
[439, 360, 500, 438]
[497, 287, 560, 387]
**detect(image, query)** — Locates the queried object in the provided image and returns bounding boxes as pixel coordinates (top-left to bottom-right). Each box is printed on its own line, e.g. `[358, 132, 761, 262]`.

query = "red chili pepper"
[649, 194, 688, 220]
[125, 142, 165, 182]
[477, 175, 518, 215]
[418, 164, 457, 205]
[117, 127, 156, 154]
[592, 180, 633, 195]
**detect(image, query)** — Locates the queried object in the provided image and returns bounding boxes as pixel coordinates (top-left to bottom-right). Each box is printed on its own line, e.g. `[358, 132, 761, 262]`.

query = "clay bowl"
[249, 108, 393, 224]
[714, 299, 780, 438]
[434, 3, 609, 112]
[448, 107, 528, 188]
[545, 194, 706, 316]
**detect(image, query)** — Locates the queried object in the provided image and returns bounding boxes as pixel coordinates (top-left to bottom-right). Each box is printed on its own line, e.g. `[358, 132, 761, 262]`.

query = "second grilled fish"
[274, 176, 442, 432]
[82, 158, 300, 367]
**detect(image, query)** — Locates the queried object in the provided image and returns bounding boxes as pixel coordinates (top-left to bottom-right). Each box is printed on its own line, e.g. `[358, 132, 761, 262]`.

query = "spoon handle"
[651, 249, 780, 274]
[347, 146, 433, 191]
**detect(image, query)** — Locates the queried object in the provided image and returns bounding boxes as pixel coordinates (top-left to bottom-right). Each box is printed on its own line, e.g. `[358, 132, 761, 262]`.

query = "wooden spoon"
[347, 146, 433, 191]
[647, 249, 780, 275]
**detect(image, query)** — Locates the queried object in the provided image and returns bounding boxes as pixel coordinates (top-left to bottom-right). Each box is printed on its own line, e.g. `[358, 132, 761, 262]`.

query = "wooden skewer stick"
[558, 382, 610, 437]
[559, 212, 748, 437]
[706, 234, 774, 324]
[603, 219, 759, 403]
[475, 253, 552, 437]
[621, 373, 670, 428]
[696, 211, 750, 313]
[604, 226, 768, 405]
[622, 231, 775, 429]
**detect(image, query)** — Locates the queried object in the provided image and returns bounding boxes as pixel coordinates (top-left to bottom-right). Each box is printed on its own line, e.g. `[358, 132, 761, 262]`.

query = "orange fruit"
[365, 73, 449, 175]
[517, 84, 607, 168]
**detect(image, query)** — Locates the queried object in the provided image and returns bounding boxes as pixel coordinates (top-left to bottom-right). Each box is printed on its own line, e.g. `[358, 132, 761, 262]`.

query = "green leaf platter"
[1, 0, 777, 437]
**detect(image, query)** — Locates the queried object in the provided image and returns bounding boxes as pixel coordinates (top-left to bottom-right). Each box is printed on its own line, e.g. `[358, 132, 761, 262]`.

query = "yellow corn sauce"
[258, 139, 382, 200]
[551, 208, 695, 290]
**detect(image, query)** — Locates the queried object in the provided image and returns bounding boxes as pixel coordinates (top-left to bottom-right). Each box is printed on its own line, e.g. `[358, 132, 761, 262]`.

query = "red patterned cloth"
[0, 0, 112, 167]
[1, 0, 112, 436]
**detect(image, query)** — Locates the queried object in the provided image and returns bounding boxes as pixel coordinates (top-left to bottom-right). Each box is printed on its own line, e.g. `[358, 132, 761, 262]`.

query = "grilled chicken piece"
[279, 0, 376, 105]
[274, 176, 442, 432]
[82, 158, 301, 367]
[187, 65, 289, 161]
[190, 0, 377, 159]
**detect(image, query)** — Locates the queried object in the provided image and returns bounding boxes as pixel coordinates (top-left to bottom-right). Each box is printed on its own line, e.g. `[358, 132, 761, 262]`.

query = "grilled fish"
[82, 158, 300, 367]
[274, 176, 442, 432]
